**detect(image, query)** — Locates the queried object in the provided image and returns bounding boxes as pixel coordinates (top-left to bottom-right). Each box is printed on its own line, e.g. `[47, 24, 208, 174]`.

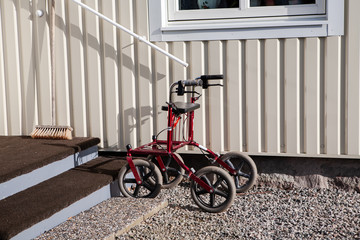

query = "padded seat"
[161, 102, 200, 114]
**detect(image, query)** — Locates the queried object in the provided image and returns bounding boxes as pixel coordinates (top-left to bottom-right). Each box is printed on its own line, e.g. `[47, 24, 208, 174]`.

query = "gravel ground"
[119, 181, 360, 240]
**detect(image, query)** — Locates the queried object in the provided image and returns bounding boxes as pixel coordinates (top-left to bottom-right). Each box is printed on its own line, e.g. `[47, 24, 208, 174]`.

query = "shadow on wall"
[54, 8, 169, 147]
[67, 20, 165, 84]
[116, 105, 160, 150]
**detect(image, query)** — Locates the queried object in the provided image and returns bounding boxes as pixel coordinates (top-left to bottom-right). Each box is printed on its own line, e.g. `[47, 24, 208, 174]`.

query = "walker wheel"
[190, 166, 236, 213]
[118, 159, 163, 198]
[147, 152, 185, 189]
[220, 152, 258, 193]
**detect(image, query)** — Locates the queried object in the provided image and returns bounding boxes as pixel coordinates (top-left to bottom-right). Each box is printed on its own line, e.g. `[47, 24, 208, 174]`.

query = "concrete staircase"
[0, 137, 119, 240]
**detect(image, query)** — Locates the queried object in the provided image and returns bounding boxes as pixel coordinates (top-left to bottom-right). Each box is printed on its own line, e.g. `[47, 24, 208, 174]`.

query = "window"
[148, 0, 344, 41]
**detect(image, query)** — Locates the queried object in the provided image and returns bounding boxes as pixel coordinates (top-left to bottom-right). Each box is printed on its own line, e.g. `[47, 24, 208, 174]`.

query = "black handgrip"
[200, 75, 223, 80]
[200, 75, 223, 89]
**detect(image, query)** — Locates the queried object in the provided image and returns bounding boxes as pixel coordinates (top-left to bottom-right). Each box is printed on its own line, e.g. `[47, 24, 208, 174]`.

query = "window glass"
[179, 0, 316, 10]
[251, 0, 315, 6]
[180, 0, 238, 10]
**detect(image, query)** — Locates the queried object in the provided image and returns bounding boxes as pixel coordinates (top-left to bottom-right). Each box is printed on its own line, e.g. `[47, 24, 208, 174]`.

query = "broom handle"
[71, 0, 189, 68]
[50, 0, 56, 126]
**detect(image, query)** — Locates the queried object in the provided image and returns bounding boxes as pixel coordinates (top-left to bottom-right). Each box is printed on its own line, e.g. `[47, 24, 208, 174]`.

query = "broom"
[31, 0, 73, 140]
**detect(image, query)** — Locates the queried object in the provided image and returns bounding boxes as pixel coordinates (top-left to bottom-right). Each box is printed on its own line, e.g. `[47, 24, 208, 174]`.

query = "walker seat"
[161, 102, 200, 114]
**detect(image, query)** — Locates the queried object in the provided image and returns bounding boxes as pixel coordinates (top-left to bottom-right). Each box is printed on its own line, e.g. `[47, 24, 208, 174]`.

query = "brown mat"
[0, 156, 126, 240]
[0, 136, 100, 183]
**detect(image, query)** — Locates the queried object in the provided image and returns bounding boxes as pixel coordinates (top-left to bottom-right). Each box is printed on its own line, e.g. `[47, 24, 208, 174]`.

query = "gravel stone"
[36, 180, 360, 240]
[119, 181, 360, 240]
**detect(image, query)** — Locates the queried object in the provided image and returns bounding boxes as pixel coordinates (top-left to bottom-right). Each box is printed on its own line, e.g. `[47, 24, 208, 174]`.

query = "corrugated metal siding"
[0, 0, 359, 157]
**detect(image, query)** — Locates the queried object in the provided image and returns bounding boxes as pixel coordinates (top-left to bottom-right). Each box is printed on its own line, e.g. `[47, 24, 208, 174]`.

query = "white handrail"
[71, 0, 189, 67]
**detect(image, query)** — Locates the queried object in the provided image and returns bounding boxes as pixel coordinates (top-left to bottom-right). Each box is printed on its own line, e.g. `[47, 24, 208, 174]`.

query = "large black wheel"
[118, 159, 163, 198]
[146, 152, 185, 189]
[221, 152, 257, 193]
[190, 166, 236, 213]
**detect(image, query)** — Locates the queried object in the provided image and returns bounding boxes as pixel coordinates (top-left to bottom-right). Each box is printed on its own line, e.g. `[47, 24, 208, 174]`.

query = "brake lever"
[207, 84, 224, 87]
[183, 90, 200, 94]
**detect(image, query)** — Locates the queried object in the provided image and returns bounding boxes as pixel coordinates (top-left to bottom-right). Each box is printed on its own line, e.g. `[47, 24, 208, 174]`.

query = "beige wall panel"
[33, 0, 51, 127]
[245, 40, 262, 152]
[171, 42, 186, 83]
[284, 38, 301, 154]
[2, 0, 360, 158]
[304, 38, 321, 154]
[134, 0, 153, 146]
[66, 0, 87, 137]
[226, 40, 244, 152]
[346, 0, 360, 155]
[136, 42, 153, 146]
[1, 0, 22, 135]
[54, 0, 70, 126]
[189, 41, 206, 146]
[154, 42, 170, 140]
[84, 0, 104, 144]
[0, 8, 7, 135]
[171, 42, 187, 100]
[119, 0, 137, 148]
[264, 39, 281, 153]
[208, 41, 224, 152]
[100, 0, 119, 149]
[325, 36, 342, 155]
[18, 0, 37, 133]
[171, 42, 187, 143]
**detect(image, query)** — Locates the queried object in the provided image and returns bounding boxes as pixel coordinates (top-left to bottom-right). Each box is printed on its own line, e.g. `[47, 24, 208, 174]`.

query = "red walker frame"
[125, 77, 236, 194]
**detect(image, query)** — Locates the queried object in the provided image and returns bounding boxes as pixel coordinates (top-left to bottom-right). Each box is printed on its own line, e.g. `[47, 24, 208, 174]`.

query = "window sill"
[162, 16, 328, 31]
[155, 25, 328, 42]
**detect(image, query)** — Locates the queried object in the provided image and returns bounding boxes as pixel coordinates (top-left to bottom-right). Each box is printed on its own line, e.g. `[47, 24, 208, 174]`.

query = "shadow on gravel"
[168, 203, 203, 212]
[180, 153, 360, 191]
[251, 155, 360, 178]
[252, 155, 360, 191]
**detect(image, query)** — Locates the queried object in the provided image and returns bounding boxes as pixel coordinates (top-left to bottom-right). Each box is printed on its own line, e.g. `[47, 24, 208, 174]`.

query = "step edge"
[10, 184, 111, 240]
[0, 146, 98, 200]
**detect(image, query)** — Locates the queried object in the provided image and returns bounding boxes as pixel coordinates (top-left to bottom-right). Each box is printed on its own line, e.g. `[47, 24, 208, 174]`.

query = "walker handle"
[199, 75, 224, 89]
[200, 75, 224, 80]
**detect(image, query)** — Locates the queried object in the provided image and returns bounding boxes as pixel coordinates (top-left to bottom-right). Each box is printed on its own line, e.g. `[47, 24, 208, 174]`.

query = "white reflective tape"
[198, 145, 208, 151]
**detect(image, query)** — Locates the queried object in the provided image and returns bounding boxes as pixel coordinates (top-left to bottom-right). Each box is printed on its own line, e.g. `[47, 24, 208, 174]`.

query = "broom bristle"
[31, 125, 73, 140]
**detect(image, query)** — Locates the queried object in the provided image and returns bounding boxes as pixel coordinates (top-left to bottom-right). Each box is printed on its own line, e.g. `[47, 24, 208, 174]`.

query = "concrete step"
[35, 196, 168, 240]
[0, 137, 168, 240]
[0, 136, 100, 200]
[0, 156, 126, 240]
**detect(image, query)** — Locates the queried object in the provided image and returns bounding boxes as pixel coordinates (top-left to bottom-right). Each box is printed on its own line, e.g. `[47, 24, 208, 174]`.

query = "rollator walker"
[118, 75, 258, 213]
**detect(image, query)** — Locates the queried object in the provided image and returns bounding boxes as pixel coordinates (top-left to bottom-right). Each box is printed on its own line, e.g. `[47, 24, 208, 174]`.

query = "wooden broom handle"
[50, 0, 56, 125]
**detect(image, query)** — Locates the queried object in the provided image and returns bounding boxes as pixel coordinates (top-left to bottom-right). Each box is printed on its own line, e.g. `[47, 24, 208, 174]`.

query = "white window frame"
[148, 0, 344, 42]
